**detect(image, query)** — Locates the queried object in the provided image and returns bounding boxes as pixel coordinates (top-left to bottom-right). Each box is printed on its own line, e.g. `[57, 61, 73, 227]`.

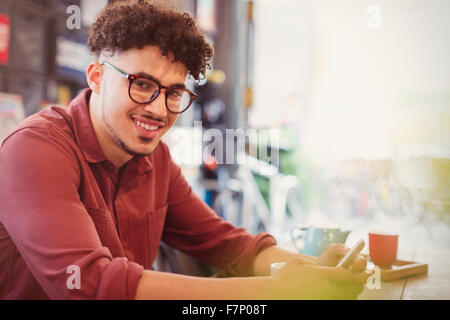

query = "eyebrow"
[135, 71, 186, 89]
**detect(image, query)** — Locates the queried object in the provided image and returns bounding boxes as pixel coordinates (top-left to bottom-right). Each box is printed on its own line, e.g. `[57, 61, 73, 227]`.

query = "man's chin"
[130, 149, 155, 157]
[119, 139, 158, 157]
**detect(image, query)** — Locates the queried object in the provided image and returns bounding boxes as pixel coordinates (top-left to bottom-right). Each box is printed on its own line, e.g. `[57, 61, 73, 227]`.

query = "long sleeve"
[0, 127, 143, 299]
[160, 143, 277, 277]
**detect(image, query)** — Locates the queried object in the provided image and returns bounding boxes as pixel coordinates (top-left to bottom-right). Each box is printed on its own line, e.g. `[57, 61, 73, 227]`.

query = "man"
[0, 0, 369, 299]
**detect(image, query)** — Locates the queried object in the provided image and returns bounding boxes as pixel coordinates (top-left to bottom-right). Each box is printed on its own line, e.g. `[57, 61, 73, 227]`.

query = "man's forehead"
[107, 46, 187, 75]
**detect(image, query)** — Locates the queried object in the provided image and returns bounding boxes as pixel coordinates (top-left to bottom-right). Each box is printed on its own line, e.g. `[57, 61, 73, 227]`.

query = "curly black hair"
[87, 0, 213, 81]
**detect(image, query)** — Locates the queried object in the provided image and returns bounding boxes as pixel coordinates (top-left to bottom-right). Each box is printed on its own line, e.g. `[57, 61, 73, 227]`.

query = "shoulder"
[3, 106, 73, 141]
[1, 106, 80, 162]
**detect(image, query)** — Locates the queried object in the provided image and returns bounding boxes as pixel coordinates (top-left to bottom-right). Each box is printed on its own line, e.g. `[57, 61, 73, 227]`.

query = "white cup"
[270, 262, 286, 275]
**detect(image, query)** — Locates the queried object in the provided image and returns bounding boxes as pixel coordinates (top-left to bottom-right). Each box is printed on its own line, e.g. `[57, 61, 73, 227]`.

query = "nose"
[144, 90, 168, 118]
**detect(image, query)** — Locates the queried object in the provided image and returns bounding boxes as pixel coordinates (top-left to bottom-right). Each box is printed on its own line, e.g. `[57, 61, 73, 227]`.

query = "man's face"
[95, 45, 188, 158]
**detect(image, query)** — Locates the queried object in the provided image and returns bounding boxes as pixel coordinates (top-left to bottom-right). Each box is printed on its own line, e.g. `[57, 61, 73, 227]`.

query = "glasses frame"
[101, 61, 197, 114]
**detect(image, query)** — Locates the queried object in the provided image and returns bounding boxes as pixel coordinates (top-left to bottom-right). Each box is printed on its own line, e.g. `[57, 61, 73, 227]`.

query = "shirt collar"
[69, 89, 107, 164]
[69, 88, 153, 173]
[133, 153, 154, 174]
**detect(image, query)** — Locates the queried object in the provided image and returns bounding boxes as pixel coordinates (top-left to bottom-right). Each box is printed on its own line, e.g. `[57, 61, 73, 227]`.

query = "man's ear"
[86, 61, 103, 94]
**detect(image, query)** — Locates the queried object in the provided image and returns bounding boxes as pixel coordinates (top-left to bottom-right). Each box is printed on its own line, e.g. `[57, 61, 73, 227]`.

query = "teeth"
[136, 120, 159, 131]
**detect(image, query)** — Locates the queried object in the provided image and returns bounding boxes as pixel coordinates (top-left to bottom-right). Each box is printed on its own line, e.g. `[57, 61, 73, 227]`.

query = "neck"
[88, 93, 132, 169]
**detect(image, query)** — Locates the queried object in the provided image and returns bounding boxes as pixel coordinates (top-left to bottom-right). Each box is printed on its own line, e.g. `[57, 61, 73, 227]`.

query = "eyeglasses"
[101, 61, 197, 114]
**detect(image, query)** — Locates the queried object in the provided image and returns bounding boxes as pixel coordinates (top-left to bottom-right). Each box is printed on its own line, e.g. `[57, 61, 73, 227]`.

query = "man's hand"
[270, 258, 371, 300]
[317, 243, 367, 274]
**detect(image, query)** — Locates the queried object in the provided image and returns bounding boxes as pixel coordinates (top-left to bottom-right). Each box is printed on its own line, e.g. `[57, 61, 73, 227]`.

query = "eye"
[132, 78, 160, 92]
[134, 79, 151, 89]
[168, 90, 183, 98]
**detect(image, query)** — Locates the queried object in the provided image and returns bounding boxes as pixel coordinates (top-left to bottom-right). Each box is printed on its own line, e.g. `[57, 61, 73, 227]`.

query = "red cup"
[368, 232, 398, 269]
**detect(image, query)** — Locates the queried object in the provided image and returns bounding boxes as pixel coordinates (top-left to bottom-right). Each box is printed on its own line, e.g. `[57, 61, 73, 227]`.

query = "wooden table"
[359, 248, 450, 300]
[279, 239, 450, 300]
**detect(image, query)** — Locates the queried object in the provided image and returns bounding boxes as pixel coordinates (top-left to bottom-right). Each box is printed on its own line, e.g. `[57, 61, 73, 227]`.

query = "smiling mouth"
[131, 116, 166, 140]
[135, 120, 160, 131]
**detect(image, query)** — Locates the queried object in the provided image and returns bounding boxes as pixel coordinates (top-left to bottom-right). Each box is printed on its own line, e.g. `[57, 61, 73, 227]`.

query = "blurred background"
[0, 0, 449, 255]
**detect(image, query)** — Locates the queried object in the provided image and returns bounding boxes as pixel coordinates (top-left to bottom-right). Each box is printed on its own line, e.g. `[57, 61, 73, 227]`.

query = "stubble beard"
[101, 94, 157, 158]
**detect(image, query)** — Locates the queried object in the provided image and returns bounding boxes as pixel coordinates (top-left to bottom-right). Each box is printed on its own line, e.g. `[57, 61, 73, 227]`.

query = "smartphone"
[336, 239, 365, 268]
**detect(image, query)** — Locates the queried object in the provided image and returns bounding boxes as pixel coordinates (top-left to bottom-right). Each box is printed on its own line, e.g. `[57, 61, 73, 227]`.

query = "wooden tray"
[362, 254, 428, 282]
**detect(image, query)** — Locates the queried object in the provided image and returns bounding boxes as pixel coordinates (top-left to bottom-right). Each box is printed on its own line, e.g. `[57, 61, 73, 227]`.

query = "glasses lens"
[130, 78, 159, 103]
[166, 89, 193, 113]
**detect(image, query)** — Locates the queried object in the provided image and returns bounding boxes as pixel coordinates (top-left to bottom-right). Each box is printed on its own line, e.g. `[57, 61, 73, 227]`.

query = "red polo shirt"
[0, 89, 276, 299]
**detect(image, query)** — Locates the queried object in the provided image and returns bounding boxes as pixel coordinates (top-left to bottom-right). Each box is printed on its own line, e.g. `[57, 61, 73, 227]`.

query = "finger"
[348, 255, 368, 274]
[318, 244, 350, 267]
[325, 243, 349, 259]
[326, 267, 371, 283]
[336, 243, 350, 256]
